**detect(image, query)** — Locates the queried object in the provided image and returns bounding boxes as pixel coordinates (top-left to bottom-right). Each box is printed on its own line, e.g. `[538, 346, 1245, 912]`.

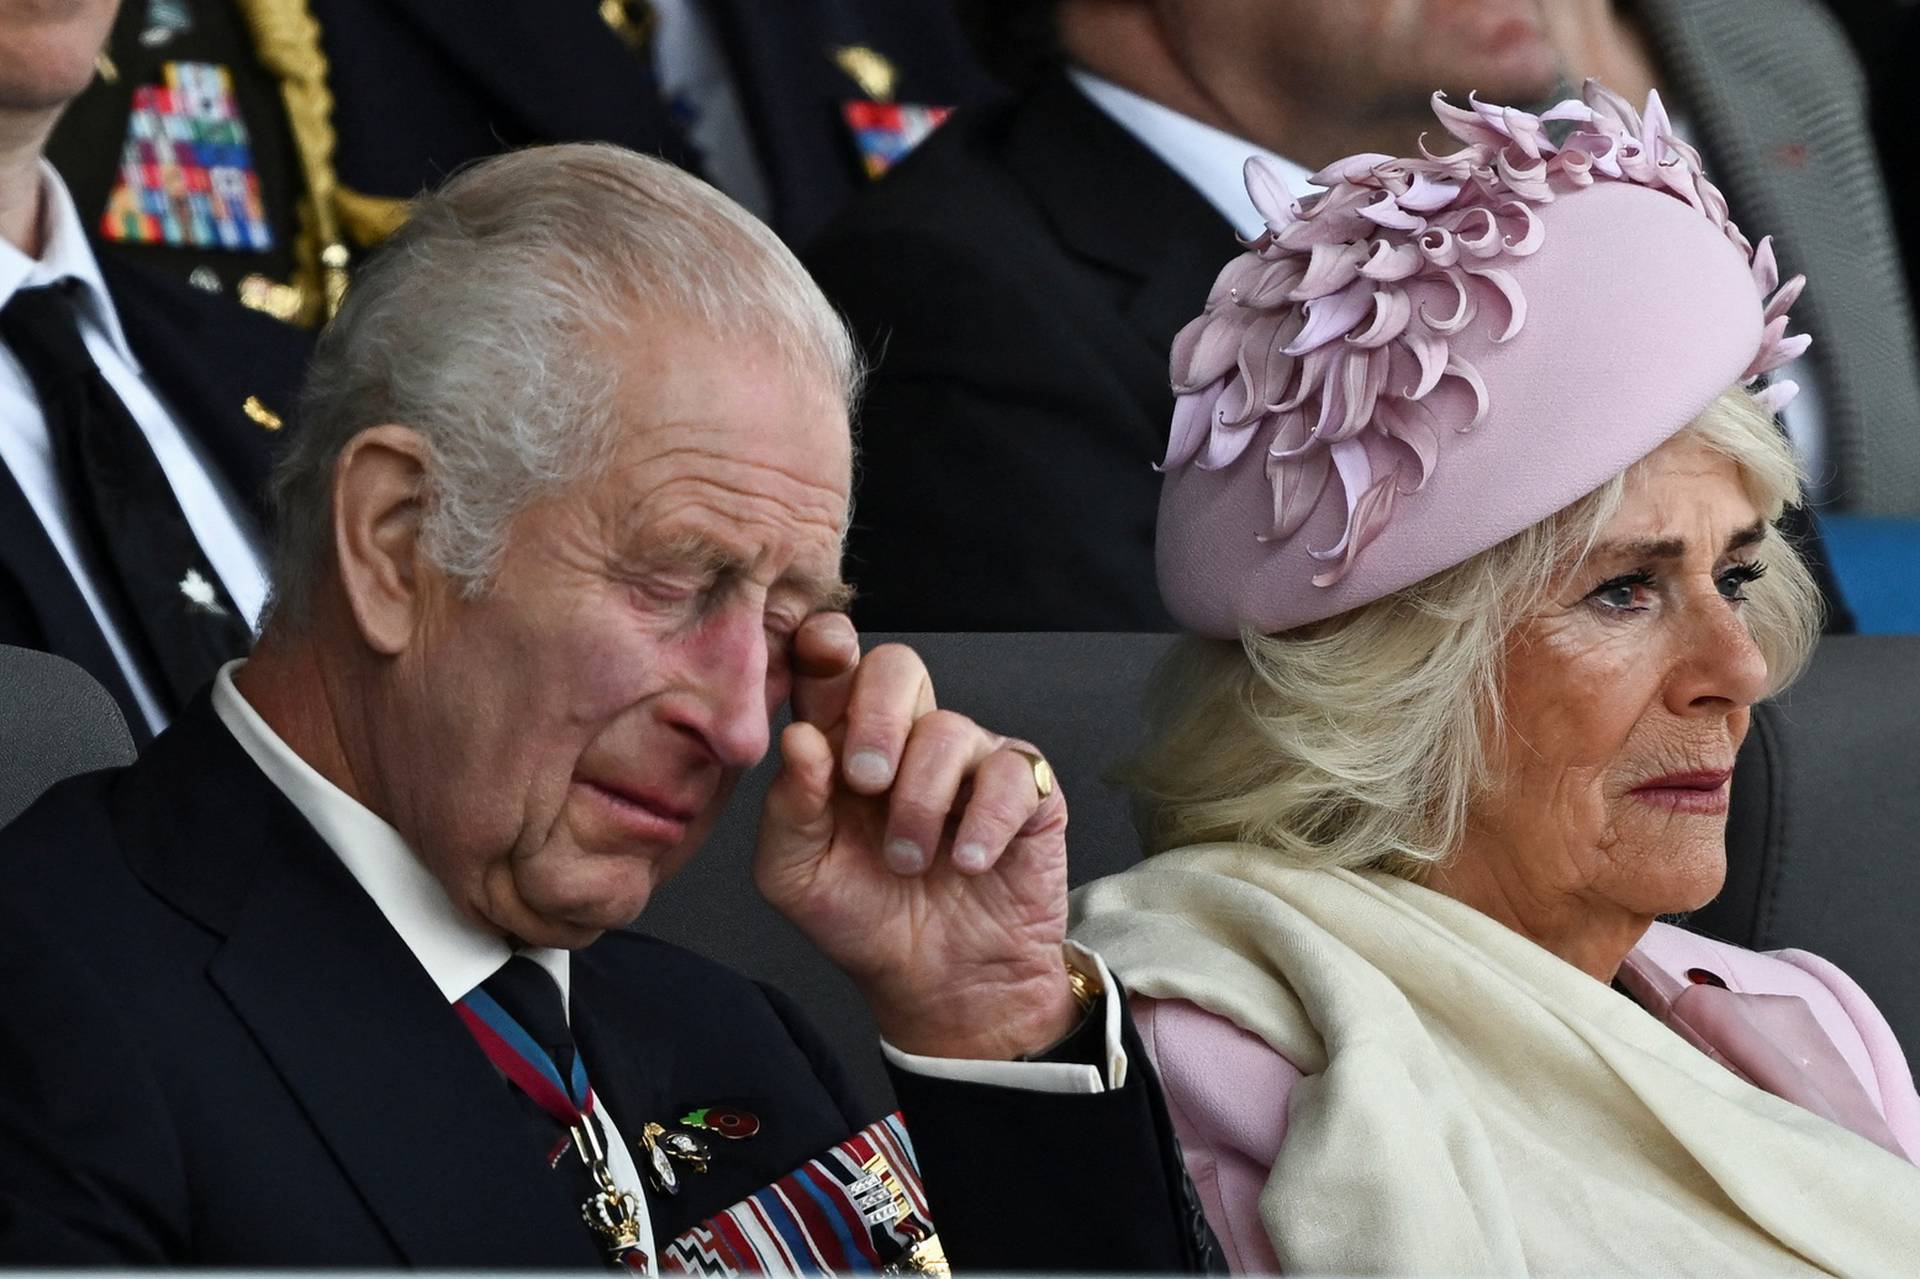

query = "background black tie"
[0, 281, 253, 712]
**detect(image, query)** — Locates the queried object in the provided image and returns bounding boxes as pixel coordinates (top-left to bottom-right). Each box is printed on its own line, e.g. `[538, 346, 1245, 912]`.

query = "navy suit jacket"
[0, 259, 310, 745]
[309, 0, 999, 246]
[0, 694, 1208, 1270]
[806, 76, 1228, 631]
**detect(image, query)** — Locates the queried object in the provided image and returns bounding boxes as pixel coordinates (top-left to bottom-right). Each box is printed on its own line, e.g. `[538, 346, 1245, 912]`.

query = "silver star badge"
[179, 568, 228, 616]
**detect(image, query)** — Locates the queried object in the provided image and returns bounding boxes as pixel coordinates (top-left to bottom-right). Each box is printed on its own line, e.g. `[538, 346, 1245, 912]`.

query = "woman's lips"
[578, 778, 698, 843]
[1628, 769, 1733, 815]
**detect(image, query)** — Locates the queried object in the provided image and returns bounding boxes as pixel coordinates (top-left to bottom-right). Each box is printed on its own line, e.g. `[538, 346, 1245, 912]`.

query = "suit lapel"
[126, 699, 602, 1268]
[98, 257, 287, 526]
[374, 0, 692, 166]
[1002, 76, 1234, 380]
[0, 454, 151, 743]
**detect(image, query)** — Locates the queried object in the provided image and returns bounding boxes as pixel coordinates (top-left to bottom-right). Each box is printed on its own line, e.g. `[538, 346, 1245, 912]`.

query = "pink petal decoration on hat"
[1160, 78, 1808, 591]
[1285, 278, 1374, 354]
[1466, 268, 1527, 343]
[1754, 379, 1800, 415]
[1310, 153, 1394, 187]
[1159, 375, 1221, 470]
[1244, 155, 1301, 235]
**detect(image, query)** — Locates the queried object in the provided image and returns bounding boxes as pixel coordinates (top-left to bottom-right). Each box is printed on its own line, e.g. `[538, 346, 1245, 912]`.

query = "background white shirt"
[0, 163, 269, 735]
[1069, 69, 1319, 239]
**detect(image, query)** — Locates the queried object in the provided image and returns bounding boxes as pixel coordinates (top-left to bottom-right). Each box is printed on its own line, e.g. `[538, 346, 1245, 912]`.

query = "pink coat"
[1135, 922, 1920, 1274]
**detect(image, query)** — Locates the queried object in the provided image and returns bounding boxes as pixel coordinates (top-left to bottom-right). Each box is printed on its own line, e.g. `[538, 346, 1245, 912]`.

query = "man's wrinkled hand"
[753, 614, 1080, 1061]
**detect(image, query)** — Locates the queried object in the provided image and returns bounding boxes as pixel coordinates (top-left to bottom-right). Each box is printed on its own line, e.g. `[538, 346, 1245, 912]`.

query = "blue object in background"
[1817, 515, 1920, 633]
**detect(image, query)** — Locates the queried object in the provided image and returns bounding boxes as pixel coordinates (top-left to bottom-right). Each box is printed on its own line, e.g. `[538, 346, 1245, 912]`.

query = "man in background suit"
[47, 0, 998, 326]
[1539, 0, 1920, 516]
[0, 142, 1209, 1270]
[808, 0, 1880, 631]
[0, 0, 310, 743]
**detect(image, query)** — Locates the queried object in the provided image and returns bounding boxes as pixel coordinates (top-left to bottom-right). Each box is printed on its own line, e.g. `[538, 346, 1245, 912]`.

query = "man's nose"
[679, 607, 775, 769]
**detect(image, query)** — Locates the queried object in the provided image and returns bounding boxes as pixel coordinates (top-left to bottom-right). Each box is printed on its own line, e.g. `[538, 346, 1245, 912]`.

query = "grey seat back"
[636, 633, 1175, 1113]
[0, 645, 137, 829]
[1696, 634, 1920, 1052]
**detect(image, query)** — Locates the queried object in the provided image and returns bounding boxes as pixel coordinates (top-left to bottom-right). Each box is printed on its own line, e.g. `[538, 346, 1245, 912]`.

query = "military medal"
[655, 1113, 946, 1276]
[829, 43, 952, 181]
[573, 1117, 651, 1271]
[101, 61, 274, 254]
[639, 1121, 710, 1194]
[139, 0, 194, 48]
[456, 985, 654, 1271]
[840, 101, 953, 180]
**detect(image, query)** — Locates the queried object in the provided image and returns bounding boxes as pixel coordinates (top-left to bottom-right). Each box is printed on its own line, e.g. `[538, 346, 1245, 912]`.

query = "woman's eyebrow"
[1594, 535, 1685, 563]
[1725, 519, 1767, 555]
[1593, 519, 1769, 564]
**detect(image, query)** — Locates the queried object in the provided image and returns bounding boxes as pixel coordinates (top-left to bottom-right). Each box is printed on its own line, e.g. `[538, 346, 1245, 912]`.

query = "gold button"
[242, 395, 283, 431]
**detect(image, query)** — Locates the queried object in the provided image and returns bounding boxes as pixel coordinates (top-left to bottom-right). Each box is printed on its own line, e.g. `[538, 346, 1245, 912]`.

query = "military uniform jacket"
[50, 0, 998, 310]
[0, 693, 1209, 1271]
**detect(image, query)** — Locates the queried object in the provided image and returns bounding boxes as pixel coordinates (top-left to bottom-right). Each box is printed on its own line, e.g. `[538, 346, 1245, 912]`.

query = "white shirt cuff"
[879, 943, 1128, 1093]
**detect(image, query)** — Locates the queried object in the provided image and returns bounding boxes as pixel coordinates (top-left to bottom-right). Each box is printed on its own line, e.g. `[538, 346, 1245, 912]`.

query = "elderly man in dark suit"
[0, 0, 310, 745]
[0, 141, 1209, 1271]
[808, 0, 1898, 631]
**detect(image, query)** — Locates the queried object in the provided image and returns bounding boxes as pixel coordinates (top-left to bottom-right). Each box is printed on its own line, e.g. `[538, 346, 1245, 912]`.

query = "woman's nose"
[1667, 592, 1770, 716]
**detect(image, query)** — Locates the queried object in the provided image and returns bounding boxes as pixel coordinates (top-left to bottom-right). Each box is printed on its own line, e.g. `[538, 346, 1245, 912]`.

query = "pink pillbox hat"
[1157, 83, 1808, 637]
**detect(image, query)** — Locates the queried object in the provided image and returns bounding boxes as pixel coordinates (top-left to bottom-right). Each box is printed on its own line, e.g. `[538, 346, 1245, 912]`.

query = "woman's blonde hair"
[1127, 386, 1823, 877]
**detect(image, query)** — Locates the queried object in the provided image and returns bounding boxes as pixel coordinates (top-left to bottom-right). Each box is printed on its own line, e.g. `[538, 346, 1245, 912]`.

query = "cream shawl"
[1070, 845, 1920, 1275]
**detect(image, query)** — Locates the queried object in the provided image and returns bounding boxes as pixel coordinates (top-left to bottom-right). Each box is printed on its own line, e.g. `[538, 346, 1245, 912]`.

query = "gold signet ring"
[1012, 749, 1055, 799]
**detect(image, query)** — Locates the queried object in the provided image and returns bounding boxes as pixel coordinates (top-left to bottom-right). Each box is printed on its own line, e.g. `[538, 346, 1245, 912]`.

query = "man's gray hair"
[267, 143, 863, 628]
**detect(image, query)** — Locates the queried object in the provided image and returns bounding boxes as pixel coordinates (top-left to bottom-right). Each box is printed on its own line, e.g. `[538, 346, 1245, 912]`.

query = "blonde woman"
[1072, 84, 1920, 1274]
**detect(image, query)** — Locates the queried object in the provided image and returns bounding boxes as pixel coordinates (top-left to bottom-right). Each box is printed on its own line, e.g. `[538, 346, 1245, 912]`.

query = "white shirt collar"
[1067, 69, 1320, 239]
[0, 161, 140, 370]
[210, 660, 571, 1008]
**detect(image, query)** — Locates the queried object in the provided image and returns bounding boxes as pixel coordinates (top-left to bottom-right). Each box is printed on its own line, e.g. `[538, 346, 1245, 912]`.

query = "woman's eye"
[1587, 573, 1654, 613]
[1716, 560, 1767, 603]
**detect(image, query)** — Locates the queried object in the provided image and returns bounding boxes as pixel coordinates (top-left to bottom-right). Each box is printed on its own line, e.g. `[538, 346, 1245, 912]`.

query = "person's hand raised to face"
[755, 613, 1080, 1061]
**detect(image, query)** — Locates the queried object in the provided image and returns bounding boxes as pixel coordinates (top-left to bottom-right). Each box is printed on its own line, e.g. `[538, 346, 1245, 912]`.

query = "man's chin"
[481, 864, 661, 950]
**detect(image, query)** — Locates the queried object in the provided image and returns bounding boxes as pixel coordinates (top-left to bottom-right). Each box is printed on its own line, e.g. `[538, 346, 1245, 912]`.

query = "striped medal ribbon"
[456, 988, 652, 1270]
[659, 1113, 945, 1276]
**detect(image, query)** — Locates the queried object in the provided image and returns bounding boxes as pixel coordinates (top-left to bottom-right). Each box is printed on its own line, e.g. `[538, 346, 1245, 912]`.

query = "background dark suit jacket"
[0, 260, 310, 745]
[808, 75, 1225, 630]
[50, 0, 998, 285]
[312, 0, 998, 247]
[0, 694, 1206, 1270]
[809, 73, 1857, 633]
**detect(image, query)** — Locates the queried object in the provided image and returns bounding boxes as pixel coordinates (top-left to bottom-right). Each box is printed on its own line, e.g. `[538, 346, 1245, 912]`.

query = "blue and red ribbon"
[456, 986, 594, 1126]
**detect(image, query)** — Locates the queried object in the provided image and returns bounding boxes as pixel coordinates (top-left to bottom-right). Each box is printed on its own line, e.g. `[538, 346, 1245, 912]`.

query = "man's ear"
[331, 425, 435, 656]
